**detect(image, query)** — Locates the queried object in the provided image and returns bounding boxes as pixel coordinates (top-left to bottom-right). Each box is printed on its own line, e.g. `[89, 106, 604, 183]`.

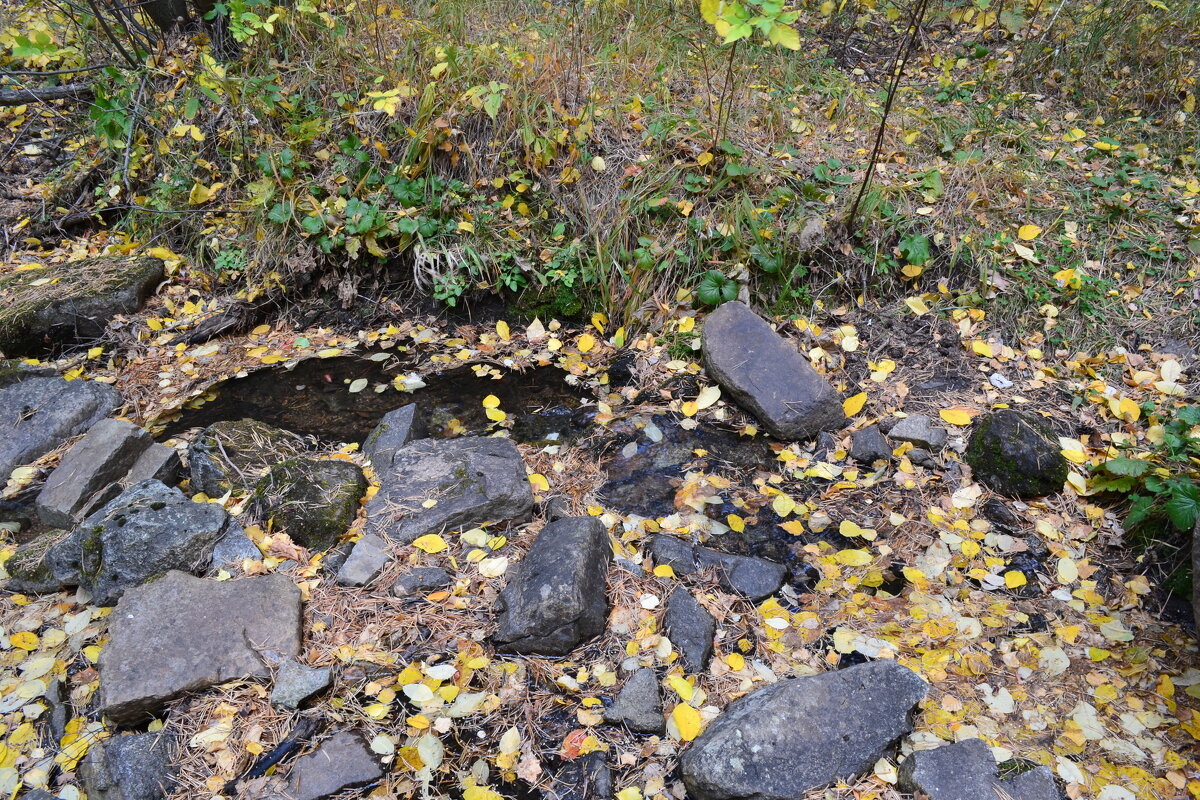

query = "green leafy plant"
[696, 270, 738, 307]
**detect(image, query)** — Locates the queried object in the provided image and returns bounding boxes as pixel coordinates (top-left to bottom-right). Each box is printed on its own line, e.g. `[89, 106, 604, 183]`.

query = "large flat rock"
[36, 418, 153, 528]
[680, 661, 927, 800]
[898, 739, 1063, 800]
[0, 376, 119, 481]
[283, 731, 383, 800]
[702, 301, 844, 441]
[494, 516, 611, 655]
[99, 571, 302, 726]
[366, 437, 533, 544]
[648, 534, 785, 601]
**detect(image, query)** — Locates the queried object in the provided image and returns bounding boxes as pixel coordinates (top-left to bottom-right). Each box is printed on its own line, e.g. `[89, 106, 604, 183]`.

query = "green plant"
[696, 269, 738, 306]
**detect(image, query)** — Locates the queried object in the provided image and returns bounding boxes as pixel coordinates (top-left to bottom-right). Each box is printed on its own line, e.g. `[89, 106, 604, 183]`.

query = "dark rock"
[123, 443, 181, 487]
[36, 418, 153, 528]
[208, 519, 261, 570]
[0, 255, 163, 356]
[0, 359, 56, 388]
[79, 731, 176, 800]
[701, 301, 844, 441]
[99, 571, 302, 725]
[910, 448, 937, 468]
[361, 404, 426, 466]
[680, 661, 928, 800]
[46, 678, 70, 745]
[981, 498, 1022, 532]
[850, 425, 892, 464]
[813, 431, 839, 460]
[606, 350, 638, 388]
[664, 587, 715, 673]
[366, 437, 533, 545]
[188, 419, 310, 496]
[45, 480, 242, 605]
[888, 414, 947, 451]
[253, 458, 367, 551]
[392, 567, 452, 597]
[3, 530, 72, 593]
[271, 660, 332, 709]
[604, 668, 664, 734]
[545, 753, 611, 800]
[647, 535, 785, 601]
[0, 376, 119, 481]
[543, 494, 572, 521]
[18, 790, 55, 800]
[898, 739, 1063, 800]
[336, 533, 390, 587]
[965, 410, 1068, 498]
[494, 516, 611, 655]
[284, 731, 383, 800]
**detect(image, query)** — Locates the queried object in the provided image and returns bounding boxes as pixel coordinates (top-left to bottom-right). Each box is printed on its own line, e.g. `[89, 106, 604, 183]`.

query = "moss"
[253, 457, 368, 551]
[509, 284, 586, 323]
[965, 410, 1068, 498]
[189, 419, 309, 495]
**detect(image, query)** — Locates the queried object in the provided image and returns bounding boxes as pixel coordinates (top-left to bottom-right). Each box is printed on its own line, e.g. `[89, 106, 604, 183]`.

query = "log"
[0, 83, 93, 106]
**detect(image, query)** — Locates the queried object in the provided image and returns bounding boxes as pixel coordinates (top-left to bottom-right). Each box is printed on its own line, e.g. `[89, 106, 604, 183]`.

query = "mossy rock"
[0, 255, 163, 356]
[509, 283, 585, 323]
[964, 409, 1068, 498]
[4, 530, 72, 594]
[188, 419, 310, 496]
[253, 458, 368, 551]
[0, 359, 55, 388]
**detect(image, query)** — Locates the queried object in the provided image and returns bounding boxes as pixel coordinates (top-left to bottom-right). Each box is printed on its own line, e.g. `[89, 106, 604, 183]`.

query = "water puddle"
[158, 355, 593, 447]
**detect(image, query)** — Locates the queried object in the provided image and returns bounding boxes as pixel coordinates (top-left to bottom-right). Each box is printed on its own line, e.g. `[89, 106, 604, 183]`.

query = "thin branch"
[0, 83, 93, 106]
[1, 65, 113, 76]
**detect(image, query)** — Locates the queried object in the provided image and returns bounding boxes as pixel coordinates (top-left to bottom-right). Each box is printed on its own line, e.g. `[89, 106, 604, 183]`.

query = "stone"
[647, 535, 785, 601]
[544, 753, 612, 800]
[910, 448, 937, 468]
[0, 359, 55, 388]
[965, 410, 1068, 498]
[36, 418, 153, 528]
[188, 419, 309, 496]
[79, 731, 176, 800]
[664, 587, 715, 673]
[701, 301, 844, 441]
[0, 376, 119, 481]
[209, 519, 261, 570]
[392, 567, 452, 597]
[366, 437, 533, 545]
[46, 677, 70, 744]
[494, 516, 611, 656]
[888, 414, 947, 451]
[284, 731, 384, 800]
[45, 480, 243, 605]
[361, 404, 426, 466]
[271, 660, 332, 709]
[681, 661, 928, 800]
[99, 571, 302, 725]
[253, 458, 368, 551]
[604, 668, 664, 734]
[336, 533, 390, 587]
[3, 530, 72, 593]
[898, 739, 1063, 800]
[19, 791, 55, 800]
[0, 255, 163, 356]
[850, 425, 892, 464]
[123, 443, 181, 487]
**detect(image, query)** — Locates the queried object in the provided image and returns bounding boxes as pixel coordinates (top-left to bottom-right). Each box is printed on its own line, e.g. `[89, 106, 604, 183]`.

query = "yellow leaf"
[843, 392, 867, 416]
[904, 296, 929, 315]
[528, 473, 550, 492]
[678, 316, 695, 332]
[457, 221, 474, 233]
[188, 181, 217, 205]
[1117, 397, 1140, 422]
[653, 564, 676, 578]
[1018, 224, 1042, 241]
[590, 156, 606, 172]
[834, 549, 872, 566]
[672, 703, 702, 741]
[695, 385, 721, 410]
[412, 534, 448, 554]
[697, 152, 713, 166]
[726, 652, 745, 670]
[771, 494, 795, 517]
[667, 675, 694, 701]
[10, 631, 38, 650]
[971, 340, 994, 358]
[482, 394, 501, 408]
[485, 407, 507, 422]
[577, 333, 595, 353]
[496, 320, 511, 341]
[1004, 570, 1027, 589]
[939, 408, 976, 426]
[727, 514, 745, 533]
[616, 789, 643, 800]
[681, 400, 699, 417]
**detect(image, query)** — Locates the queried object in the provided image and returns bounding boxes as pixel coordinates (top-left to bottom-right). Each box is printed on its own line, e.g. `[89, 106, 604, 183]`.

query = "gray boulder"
[664, 587, 715, 673]
[124, 442, 181, 487]
[494, 516, 611, 656]
[253, 458, 368, 551]
[188, 419, 309, 496]
[36, 418, 153, 528]
[3, 530, 73, 593]
[899, 739, 1062, 800]
[272, 660, 332, 709]
[965, 409, 1068, 498]
[45, 480, 245, 605]
[366, 437, 533, 545]
[80, 731, 176, 800]
[0, 359, 56, 388]
[888, 414, 947, 451]
[850, 425, 892, 464]
[284, 731, 383, 800]
[362, 404, 426, 465]
[99, 571, 302, 725]
[702, 301, 844, 441]
[647, 535, 785, 601]
[0, 376, 119, 481]
[392, 567, 452, 597]
[681, 661, 928, 800]
[545, 753, 611, 800]
[604, 667, 664, 734]
[336, 533, 390, 587]
[0, 255, 163, 356]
